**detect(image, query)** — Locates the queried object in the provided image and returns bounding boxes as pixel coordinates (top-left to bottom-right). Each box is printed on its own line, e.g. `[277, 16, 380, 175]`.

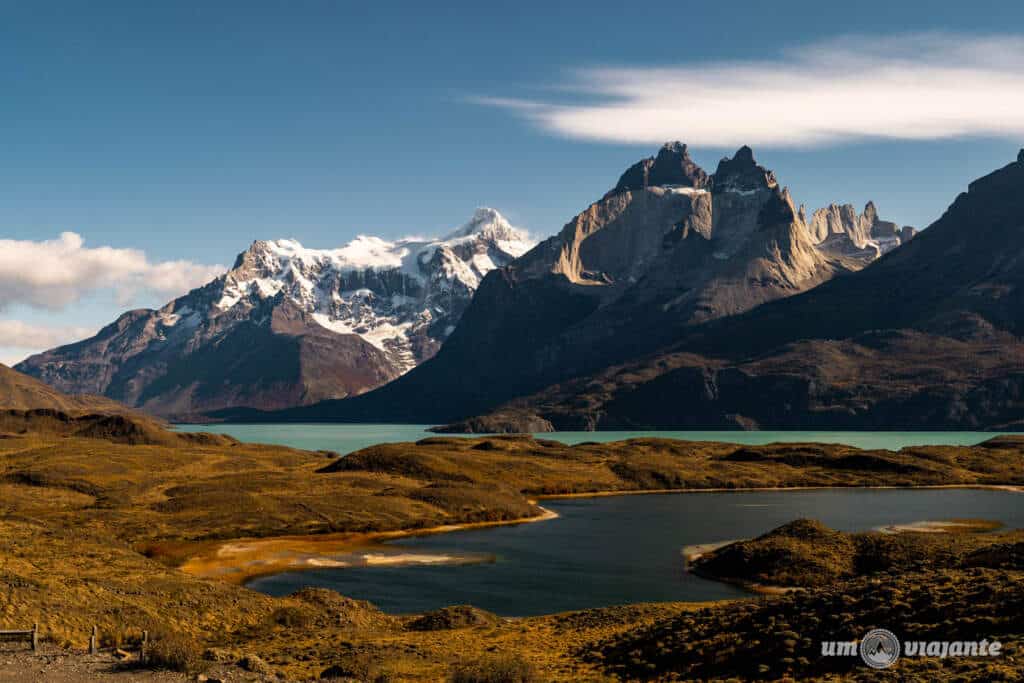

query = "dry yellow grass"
[2, 425, 1024, 680]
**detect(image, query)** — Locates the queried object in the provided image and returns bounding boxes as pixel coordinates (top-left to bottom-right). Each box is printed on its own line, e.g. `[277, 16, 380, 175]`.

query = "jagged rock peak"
[862, 201, 878, 223]
[650, 142, 708, 187]
[758, 185, 799, 227]
[807, 201, 914, 259]
[1018, 148, 1023, 163]
[443, 207, 528, 243]
[232, 239, 280, 271]
[712, 145, 778, 193]
[732, 145, 755, 164]
[611, 141, 709, 194]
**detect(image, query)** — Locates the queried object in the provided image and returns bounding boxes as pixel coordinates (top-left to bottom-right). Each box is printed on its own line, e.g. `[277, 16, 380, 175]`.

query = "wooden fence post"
[141, 630, 148, 662]
[31, 623, 38, 652]
[89, 625, 98, 655]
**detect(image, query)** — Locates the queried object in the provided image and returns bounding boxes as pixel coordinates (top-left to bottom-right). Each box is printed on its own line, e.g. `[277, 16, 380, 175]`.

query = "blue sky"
[2, 0, 1024, 364]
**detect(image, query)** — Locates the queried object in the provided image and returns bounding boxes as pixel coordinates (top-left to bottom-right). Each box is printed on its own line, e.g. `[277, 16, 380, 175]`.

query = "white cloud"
[0, 352, 26, 367]
[475, 33, 1024, 148]
[0, 320, 99, 367]
[0, 320, 96, 349]
[0, 232, 225, 311]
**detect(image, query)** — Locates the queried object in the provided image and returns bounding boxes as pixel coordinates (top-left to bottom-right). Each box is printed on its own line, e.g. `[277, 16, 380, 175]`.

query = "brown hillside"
[0, 363, 128, 414]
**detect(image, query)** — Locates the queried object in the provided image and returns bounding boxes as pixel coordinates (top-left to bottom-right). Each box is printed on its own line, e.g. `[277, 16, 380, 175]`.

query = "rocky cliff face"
[17, 209, 533, 418]
[806, 201, 915, 263]
[269, 143, 912, 425]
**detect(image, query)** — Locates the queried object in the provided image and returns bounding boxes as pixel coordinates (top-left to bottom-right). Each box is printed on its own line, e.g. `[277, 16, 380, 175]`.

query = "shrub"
[321, 661, 394, 682]
[239, 654, 273, 675]
[143, 631, 205, 674]
[449, 654, 538, 683]
[270, 605, 315, 628]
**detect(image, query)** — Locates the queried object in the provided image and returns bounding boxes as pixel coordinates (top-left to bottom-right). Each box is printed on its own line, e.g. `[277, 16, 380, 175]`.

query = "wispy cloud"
[0, 232, 225, 311]
[475, 33, 1024, 148]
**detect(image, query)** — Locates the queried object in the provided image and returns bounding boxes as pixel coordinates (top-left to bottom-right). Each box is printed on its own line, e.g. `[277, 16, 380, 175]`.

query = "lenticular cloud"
[477, 33, 1024, 147]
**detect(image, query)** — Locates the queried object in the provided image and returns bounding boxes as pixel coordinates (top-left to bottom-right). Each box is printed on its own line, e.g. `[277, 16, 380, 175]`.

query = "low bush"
[449, 654, 538, 683]
[143, 631, 205, 674]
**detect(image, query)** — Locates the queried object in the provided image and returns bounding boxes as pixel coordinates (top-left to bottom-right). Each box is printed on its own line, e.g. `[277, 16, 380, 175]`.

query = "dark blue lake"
[246, 487, 1024, 616]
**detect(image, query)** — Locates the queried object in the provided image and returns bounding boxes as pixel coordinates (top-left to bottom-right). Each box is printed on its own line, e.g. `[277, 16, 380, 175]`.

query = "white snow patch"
[311, 313, 354, 336]
[662, 185, 709, 196]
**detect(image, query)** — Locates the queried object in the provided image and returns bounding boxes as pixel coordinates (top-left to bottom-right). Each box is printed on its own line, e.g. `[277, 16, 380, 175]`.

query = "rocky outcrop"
[17, 209, 533, 419]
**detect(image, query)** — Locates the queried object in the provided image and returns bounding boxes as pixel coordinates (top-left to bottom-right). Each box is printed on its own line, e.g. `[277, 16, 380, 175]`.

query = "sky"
[2, 0, 1024, 366]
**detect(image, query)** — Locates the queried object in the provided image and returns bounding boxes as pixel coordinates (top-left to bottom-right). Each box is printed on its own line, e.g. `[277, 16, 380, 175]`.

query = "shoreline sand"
[178, 505, 559, 585]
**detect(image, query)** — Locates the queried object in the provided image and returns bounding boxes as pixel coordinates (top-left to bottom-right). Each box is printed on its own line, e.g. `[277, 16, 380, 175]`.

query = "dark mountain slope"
[691, 149, 1024, 355]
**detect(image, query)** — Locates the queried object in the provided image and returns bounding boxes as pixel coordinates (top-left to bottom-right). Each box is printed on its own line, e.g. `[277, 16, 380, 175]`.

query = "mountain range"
[16, 208, 533, 419]
[211, 142, 953, 427]
[33, 141, 1020, 432]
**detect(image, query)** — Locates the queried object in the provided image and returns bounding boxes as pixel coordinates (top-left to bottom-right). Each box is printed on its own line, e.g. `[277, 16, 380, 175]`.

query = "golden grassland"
[611, 521, 1024, 681]
[2, 422, 1024, 680]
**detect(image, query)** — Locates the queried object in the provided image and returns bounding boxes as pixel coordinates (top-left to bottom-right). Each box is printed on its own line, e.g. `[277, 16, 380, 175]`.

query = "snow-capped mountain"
[218, 207, 533, 373]
[16, 208, 534, 418]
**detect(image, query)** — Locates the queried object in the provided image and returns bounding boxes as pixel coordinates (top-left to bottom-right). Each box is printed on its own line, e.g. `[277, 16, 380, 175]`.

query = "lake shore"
[537, 482, 1024, 499]
[179, 505, 559, 585]
[181, 484, 1023, 587]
